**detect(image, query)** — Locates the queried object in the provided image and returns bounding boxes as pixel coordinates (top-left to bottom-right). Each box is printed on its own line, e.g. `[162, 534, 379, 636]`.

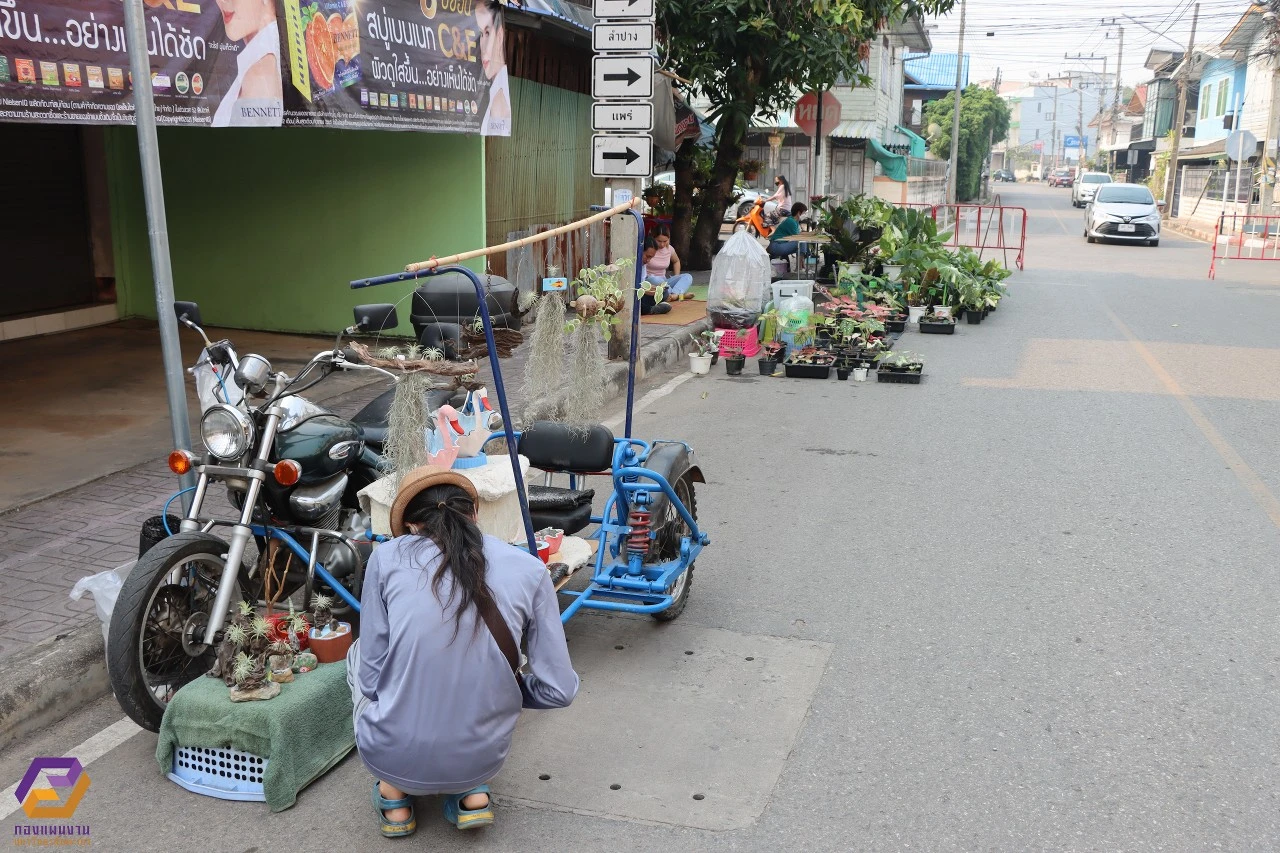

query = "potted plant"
[740, 159, 765, 181]
[758, 339, 785, 375]
[918, 310, 956, 335]
[784, 345, 835, 379]
[723, 345, 746, 376]
[688, 329, 715, 375]
[877, 350, 925, 383]
[852, 364, 870, 381]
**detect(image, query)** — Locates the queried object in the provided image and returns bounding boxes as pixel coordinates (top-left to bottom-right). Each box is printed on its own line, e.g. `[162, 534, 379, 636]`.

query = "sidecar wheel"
[107, 532, 245, 731]
[651, 476, 696, 622]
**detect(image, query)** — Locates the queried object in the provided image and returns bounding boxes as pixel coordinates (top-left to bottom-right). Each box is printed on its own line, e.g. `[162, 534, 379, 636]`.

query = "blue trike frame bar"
[347, 208, 707, 621]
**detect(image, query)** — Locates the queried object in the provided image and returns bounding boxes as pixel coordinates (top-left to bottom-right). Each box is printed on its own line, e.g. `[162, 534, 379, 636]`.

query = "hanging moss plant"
[522, 291, 568, 407]
[565, 322, 606, 427]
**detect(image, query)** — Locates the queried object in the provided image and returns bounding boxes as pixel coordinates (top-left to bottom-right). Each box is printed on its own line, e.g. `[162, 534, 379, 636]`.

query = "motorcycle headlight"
[200, 405, 254, 461]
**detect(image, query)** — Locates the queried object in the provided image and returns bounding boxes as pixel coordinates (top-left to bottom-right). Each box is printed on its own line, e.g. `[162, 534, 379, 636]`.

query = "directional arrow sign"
[593, 57, 653, 99]
[593, 23, 655, 53]
[592, 134, 653, 177]
[593, 0, 654, 20]
[592, 102, 653, 131]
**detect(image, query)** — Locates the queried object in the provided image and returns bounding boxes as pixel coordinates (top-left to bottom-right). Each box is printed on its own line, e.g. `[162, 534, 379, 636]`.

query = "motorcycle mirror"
[353, 304, 398, 333]
[174, 301, 202, 327]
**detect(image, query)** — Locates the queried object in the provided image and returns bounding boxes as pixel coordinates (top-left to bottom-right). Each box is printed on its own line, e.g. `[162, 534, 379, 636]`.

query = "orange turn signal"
[168, 450, 196, 476]
[273, 459, 302, 487]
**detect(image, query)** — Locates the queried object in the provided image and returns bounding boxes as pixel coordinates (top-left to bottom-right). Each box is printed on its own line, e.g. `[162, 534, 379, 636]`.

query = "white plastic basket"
[168, 746, 268, 802]
[771, 280, 813, 307]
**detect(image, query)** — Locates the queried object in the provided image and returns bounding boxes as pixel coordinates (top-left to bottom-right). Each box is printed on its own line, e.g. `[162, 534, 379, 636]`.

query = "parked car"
[1048, 168, 1074, 188]
[652, 171, 762, 222]
[993, 169, 1015, 182]
[1072, 172, 1113, 207]
[1083, 183, 1161, 247]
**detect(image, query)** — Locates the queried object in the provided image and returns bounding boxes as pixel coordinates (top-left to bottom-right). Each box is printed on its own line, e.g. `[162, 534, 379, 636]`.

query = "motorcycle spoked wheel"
[647, 475, 697, 622]
[107, 531, 245, 731]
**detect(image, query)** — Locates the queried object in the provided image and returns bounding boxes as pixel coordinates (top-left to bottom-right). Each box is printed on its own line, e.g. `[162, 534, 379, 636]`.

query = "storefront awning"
[894, 124, 928, 159]
[867, 138, 908, 182]
[829, 120, 882, 140]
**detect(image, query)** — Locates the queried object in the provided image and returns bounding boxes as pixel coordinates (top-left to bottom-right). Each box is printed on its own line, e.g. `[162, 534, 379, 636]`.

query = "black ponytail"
[402, 484, 490, 639]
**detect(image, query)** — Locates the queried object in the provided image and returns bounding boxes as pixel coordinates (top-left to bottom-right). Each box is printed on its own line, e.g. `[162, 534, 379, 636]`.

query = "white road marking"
[0, 717, 142, 821]
[603, 371, 696, 429]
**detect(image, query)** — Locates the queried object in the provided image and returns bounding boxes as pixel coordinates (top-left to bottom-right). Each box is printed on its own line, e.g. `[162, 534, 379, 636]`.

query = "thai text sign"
[0, 0, 510, 134]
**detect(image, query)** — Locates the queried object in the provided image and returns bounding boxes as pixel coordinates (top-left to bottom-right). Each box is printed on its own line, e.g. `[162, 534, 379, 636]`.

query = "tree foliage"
[923, 86, 1011, 202]
[659, 0, 956, 266]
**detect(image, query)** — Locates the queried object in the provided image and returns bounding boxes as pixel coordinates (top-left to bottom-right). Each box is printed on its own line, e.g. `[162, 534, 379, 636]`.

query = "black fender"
[640, 442, 704, 523]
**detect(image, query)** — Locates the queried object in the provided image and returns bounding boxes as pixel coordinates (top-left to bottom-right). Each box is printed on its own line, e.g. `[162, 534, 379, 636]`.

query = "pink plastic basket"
[715, 327, 759, 357]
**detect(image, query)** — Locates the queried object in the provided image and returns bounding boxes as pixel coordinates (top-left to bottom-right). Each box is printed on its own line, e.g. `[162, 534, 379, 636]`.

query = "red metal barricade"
[1208, 213, 1280, 279]
[935, 203, 1027, 270]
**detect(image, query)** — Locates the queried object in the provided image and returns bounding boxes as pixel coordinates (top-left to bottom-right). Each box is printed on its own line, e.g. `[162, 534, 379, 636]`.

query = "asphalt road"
[5, 183, 1280, 851]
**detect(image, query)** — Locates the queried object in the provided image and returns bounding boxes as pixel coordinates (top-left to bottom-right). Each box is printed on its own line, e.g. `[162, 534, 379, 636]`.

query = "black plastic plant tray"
[784, 360, 834, 379]
[876, 367, 923, 383]
[919, 320, 956, 335]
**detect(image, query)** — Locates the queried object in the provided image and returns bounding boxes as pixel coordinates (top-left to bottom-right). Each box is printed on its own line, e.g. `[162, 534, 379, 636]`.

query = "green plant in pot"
[642, 182, 674, 216]
[740, 158, 765, 181]
[723, 345, 746, 376]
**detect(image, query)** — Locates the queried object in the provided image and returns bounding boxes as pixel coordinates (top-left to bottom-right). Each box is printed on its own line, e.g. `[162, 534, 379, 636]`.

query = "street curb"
[0, 623, 107, 751]
[0, 320, 710, 743]
[1164, 221, 1213, 244]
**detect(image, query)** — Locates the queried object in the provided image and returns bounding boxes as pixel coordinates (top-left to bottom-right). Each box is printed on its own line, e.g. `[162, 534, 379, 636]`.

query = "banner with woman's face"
[0, 0, 510, 135]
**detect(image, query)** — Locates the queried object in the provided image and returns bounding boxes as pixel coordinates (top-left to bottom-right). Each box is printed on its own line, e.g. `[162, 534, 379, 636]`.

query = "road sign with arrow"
[593, 0, 654, 20]
[592, 57, 653, 99]
[592, 134, 653, 177]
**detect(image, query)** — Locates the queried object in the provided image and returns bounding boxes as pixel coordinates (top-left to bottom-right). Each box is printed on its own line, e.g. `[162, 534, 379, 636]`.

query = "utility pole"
[122, 0, 195, 500]
[1077, 88, 1087, 174]
[948, 0, 968, 204]
[983, 67, 1000, 199]
[1066, 53, 1108, 171]
[1051, 85, 1060, 170]
[1163, 2, 1199, 219]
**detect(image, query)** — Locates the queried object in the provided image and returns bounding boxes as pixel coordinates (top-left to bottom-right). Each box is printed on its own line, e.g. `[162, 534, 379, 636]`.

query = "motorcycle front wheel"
[107, 531, 244, 731]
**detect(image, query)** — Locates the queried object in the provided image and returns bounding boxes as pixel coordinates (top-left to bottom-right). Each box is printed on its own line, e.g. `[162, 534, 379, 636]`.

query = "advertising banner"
[281, 0, 509, 135]
[0, 0, 510, 135]
[0, 0, 283, 126]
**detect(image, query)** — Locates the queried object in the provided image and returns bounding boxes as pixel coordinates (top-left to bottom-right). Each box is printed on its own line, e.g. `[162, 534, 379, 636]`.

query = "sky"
[925, 0, 1257, 91]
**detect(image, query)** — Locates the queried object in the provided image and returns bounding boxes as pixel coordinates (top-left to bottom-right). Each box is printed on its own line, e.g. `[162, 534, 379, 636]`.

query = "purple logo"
[15, 757, 90, 819]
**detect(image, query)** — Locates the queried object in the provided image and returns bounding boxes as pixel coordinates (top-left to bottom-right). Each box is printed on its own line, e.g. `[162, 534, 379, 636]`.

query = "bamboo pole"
[405, 198, 642, 272]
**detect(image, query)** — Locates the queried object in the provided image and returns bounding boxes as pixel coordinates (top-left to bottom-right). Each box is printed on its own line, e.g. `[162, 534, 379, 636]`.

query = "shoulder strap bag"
[475, 592, 521, 677]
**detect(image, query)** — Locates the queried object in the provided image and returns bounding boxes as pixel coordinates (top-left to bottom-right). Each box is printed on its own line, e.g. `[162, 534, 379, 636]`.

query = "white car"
[652, 171, 762, 221]
[1083, 183, 1161, 247]
[1072, 171, 1112, 207]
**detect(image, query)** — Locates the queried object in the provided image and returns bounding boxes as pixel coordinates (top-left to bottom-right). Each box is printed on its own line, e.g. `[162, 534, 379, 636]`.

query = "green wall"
[106, 127, 485, 335]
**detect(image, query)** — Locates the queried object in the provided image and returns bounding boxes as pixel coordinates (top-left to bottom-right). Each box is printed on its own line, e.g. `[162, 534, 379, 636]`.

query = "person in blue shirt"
[348, 466, 578, 837]
[768, 202, 808, 260]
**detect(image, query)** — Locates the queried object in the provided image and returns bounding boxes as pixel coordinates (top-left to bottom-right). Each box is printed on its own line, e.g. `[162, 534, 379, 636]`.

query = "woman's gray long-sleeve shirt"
[352, 534, 579, 794]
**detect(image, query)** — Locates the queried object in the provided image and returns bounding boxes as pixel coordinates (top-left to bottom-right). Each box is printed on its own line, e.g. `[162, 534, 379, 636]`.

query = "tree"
[924, 86, 1011, 202]
[659, 0, 955, 267]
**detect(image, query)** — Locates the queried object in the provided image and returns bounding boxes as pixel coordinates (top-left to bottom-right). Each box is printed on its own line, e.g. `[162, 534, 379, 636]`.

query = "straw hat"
[388, 465, 480, 537]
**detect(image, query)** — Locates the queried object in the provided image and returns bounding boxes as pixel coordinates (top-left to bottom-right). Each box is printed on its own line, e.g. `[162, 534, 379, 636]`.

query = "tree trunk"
[686, 118, 747, 268]
[671, 137, 698, 263]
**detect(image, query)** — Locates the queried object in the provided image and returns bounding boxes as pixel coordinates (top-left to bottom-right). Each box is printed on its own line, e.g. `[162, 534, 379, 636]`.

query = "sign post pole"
[123, 0, 195, 500]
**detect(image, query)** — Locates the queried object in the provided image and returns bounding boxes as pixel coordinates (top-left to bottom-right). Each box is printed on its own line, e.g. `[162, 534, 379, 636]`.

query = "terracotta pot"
[309, 622, 353, 664]
[266, 612, 309, 650]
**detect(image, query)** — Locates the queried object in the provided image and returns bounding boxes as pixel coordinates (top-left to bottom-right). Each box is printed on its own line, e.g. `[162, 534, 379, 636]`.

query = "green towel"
[156, 661, 355, 812]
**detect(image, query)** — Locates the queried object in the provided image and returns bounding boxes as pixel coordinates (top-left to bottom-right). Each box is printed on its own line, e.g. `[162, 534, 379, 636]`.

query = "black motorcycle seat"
[530, 502, 593, 537]
[519, 422, 615, 473]
[350, 387, 467, 450]
[527, 485, 595, 510]
[351, 388, 395, 427]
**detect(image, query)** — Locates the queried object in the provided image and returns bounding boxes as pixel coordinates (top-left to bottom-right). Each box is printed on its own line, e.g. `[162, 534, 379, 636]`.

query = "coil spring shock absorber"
[626, 509, 652, 556]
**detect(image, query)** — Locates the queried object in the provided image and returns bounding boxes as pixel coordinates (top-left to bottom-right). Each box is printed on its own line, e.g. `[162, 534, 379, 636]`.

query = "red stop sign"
[793, 92, 842, 138]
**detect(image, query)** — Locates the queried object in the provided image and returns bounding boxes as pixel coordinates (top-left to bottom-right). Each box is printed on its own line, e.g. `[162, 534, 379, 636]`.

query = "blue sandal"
[371, 781, 417, 838]
[442, 784, 494, 830]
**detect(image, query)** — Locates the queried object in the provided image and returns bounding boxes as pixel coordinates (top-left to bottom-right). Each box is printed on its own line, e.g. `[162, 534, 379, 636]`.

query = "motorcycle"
[106, 300, 438, 730]
[734, 197, 776, 238]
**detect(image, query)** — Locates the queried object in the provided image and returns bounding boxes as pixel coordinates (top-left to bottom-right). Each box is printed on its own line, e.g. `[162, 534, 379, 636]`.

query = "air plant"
[522, 288, 569, 408]
[383, 372, 437, 485]
[232, 651, 257, 686]
[224, 623, 249, 650]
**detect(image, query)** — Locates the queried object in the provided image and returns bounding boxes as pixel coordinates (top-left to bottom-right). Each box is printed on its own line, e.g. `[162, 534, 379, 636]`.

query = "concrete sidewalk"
[0, 301, 710, 663]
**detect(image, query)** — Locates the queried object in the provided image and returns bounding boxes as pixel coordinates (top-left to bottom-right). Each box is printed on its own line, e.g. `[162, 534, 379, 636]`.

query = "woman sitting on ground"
[644, 225, 694, 301]
[348, 466, 578, 837]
